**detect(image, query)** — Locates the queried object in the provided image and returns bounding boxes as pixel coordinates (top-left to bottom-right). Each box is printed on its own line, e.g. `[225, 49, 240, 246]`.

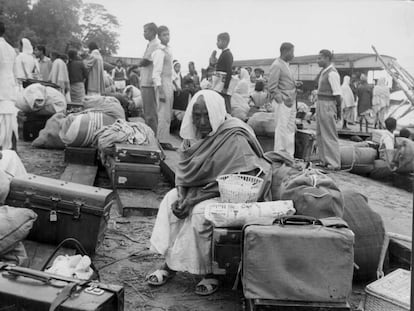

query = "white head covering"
[341, 75, 355, 108]
[179, 90, 227, 140]
[239, 68, 250, 82]
[21, 38, 33, 54]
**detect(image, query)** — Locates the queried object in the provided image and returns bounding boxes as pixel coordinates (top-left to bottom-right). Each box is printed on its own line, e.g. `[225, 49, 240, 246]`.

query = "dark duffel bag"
[342, 190, 386, 282]
[0, 264, 124, 311]
[5, 174, 114, 255]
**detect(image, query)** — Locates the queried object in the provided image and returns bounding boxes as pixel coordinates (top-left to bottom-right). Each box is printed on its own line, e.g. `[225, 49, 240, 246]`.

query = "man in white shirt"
[316, 49, 342, 170]
[379, 117, 396, 162]
[0, 22, 18, 151]
[139, 23, 161, 136]
[34, 45, 52, 81]
[152, 25, 175, 150]
[268, 42, 301, 157]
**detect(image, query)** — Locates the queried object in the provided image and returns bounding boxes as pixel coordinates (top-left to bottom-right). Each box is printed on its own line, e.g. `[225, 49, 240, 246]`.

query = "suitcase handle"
[125, 152, 148, 158]
[276, 215, 320, 226]
[1, 265, 87, 286]
[41, 238, 100, 281]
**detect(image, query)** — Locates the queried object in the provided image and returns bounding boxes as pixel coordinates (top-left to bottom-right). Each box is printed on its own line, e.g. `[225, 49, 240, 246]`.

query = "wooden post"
[411, 185, 414, 310]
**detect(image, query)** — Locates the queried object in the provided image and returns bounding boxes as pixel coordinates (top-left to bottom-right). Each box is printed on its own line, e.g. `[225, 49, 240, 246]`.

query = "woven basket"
[216, 174, 263, 203]
[365, 269, 410, 311]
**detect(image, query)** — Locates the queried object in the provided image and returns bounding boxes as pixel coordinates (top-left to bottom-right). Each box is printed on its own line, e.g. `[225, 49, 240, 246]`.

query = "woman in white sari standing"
[372, 77, 390, 129]
[15, 38, 39, 82]
[341, 75, 356, 130]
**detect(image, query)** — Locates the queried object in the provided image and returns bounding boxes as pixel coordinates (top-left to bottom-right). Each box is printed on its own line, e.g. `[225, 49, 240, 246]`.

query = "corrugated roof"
[233, 53, 396, 67]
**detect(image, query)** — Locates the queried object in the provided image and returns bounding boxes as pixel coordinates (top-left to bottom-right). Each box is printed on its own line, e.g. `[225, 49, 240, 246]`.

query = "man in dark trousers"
[215, 32, 233, 113]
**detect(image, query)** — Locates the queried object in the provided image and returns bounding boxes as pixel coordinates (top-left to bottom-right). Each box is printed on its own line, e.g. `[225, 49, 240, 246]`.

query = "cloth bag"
[279, 168, 344, 218]
[0, 205, 37, 254]
[342, 190, 385, 282]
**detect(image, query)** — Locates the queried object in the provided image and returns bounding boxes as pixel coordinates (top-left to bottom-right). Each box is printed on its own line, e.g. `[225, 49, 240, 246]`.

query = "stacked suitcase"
[242, 216, 354, 310]
[0, 265, 124, 311]
[105, 139, 164, 190]
[6, 174, 114, 255]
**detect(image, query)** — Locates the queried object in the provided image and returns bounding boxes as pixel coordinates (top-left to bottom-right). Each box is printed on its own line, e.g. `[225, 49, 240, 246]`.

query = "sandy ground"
[16, 138, 412, 311]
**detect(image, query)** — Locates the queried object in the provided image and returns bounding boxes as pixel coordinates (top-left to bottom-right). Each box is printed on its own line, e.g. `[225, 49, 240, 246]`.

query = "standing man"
[84, 42, 105, 96]
[139, 22, 160, 135]
[112, 59, 127, 92]
[215, 32, 233, 113]
[268, 42, 299, 157]
[357, 73, 373, 132]
[316, 49, 342, 170]
[152, 25, 175, 150]
[34, 45, 52, 81]
[0, 22, 18, 150]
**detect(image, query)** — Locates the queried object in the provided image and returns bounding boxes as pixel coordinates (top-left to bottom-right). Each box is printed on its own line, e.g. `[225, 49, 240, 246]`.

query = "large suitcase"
[5, 174, 114, 254]
[242, 216, 354, 303]
[0, 265, 124, 311]
[106, 156, 160, 189]
[114, 142, 164, 164]
[212, 228, 242, 276]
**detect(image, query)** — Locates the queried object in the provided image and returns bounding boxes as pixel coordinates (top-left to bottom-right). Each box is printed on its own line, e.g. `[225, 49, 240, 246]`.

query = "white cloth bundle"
[205, 200, 295, 227]
[45, 254, 93, 280]
[94, 118, 155, 150]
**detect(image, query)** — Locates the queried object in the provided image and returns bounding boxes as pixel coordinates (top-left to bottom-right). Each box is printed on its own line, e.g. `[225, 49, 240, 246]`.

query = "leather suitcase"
[242, 216, 354, 303]
[0, 265, 124, 311]
[5, 174, 114, 255]
[294, 129, 317, 161]
[106, 156, 160, 189]
[212, 228, 242, 276]
[65, 147, 97, 166]
[114, 141, 164, 164]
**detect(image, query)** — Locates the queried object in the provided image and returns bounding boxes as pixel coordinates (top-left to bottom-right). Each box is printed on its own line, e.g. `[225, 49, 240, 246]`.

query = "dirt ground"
[16, 139, 412, 311]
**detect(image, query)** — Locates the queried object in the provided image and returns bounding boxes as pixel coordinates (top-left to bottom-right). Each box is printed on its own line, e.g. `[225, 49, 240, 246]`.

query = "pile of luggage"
[210, 152, 386, 310]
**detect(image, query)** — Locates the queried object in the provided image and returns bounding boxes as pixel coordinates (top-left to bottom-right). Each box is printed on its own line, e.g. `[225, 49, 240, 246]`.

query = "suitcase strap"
[49, 282, 78, 311]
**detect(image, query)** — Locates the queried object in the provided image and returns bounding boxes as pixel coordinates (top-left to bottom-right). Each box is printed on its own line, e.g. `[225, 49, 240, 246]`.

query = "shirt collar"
[222, 48, 229, 52]
[321, 64, 334, 75]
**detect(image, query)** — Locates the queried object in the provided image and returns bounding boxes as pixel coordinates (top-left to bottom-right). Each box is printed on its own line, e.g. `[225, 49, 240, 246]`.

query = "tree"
[79, 3, 120, 56]
[29, 0, 82, 53]
[0, 0, 31, 45]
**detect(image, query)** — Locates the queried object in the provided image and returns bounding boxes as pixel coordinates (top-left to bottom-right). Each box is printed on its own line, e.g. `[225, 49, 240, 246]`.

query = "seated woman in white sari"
[147, 90, 272, 295]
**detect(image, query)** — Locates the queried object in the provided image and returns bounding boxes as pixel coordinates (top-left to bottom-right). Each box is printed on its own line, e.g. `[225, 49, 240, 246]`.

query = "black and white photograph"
[0, 0, 413, 310]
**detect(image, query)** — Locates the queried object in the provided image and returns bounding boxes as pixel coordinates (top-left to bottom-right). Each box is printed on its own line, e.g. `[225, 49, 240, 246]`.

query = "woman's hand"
[172, 197, 193, 219]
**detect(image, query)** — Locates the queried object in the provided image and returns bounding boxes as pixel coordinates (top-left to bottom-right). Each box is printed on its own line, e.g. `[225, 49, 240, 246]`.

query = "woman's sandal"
[145, 269, 175, 286]
[194, 278, 219, 296]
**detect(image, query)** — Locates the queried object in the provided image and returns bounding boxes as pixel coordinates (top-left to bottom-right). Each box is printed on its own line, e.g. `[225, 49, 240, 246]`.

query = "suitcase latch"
[49, 196, 60, 222]
[23, 190, 35, 208]
[73, 200, 83, 220]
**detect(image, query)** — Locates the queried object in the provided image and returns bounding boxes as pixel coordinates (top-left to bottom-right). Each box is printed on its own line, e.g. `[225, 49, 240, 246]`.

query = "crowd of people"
[1, 18, 412, 300]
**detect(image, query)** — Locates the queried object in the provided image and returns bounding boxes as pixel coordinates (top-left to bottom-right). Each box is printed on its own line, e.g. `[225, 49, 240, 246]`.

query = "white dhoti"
[156, 80, 174, 143]
[0, 150, 27, 178]
[150, 189, 219, 275]
[273, 100, 296, 157]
